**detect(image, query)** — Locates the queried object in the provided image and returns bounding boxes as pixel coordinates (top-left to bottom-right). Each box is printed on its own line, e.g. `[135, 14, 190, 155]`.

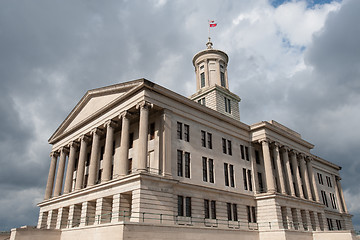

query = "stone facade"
[10, 40, 356, 240]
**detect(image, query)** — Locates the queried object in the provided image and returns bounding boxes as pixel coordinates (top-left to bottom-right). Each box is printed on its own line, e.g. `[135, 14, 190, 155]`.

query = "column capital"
[258, 138, 271, 145]
[119, 110, 134, 120]
[59, 146, 69, 154]
[271, 141, 282, 150]
[104, 119, 117, 129]
[280, 146, 290, 153]
[305, 156, 313, 162]
[50, 151, 59, 158]
[78, 134, 91, 143]
[136, 100, 153, 110]
[298, 153, 306, 159]
[335, 176, 341, 181]
[67, 141, 80, 149]
[289, 149, 298, 156]
[90, 127, 104, 136]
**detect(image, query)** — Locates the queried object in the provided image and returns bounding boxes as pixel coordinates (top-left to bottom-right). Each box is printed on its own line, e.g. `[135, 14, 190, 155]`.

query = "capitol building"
[9, 39, 355, 240]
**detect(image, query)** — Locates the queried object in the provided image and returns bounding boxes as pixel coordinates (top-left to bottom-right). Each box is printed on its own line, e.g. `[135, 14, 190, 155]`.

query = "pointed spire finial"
[206, 37, 213, 49]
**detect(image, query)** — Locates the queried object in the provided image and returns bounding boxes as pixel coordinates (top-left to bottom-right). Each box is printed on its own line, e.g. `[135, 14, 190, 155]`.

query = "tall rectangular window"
[224, 97, 231, 113]
[184, 152, 190, 178]
[207, 133, 212, 149]
[248, 170, 253, 191]
[326, 176, 332, 188]
[258, 172, 264, 192]
[209, 159, 214, 183]
[245, 146, 249, 161]
[220, 72, 225, 87]
[201, 130, 206, 147]
[224, 163, 229, 186]
[184, 124, 190, 142]
[229, 164, 235, 187]
[201, 72, 205, 88]
[178, 195, 184, 216]
[211, 200, 216, 219]
[177, 150, 183, 177]
[227, 203, 232, 221]
[240, 145, 245, 159]
[327, 218, 334, 231]
[233, 204, 238, 221]
[185, 197, 192, 217]
[222, 138, 227, 154]
[202, 157, 208, 182]
[243, 168, 248, 190]
[227, 140, 232, 155]
[247, 206, 251, 222]
[336, 220, 342, 230]
[204, 199, 210, 219]
[321, 190, 328, 207]
[251, 207, 256, 223]
[177, 122, 182, 140]
[317, 173, 324, 185]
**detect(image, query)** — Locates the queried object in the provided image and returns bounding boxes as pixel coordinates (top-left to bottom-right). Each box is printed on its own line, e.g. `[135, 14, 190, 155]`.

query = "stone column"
[102, 120, 117, 182]
[299, 154, 311, 200]
[44, 152, 59, 200]
[160, 109, 172, 177]
[63, 142, 79, 194]
[261, 139, 276, 193]
[204, 59, 209, 86]
[335, 177, 348, 213]
[53, 147, 69, 197]
[88, 128, 103, 187]
[75, 135, 90, 190]
[116, 111, 131, 177]
[250, 144, 259, 193]
[136, 101, 152, 172]
[290, 151, 303, 198]
[306, 157, 320, 202]
[273, 143, 286, 194]
[281, 147, 295, 196]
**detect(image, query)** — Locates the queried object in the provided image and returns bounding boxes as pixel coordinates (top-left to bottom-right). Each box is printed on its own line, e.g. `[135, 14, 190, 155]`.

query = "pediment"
[49, 79, 146, 143]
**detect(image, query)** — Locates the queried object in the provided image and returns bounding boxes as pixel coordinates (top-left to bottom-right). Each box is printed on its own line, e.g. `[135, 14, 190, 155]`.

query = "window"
[202, 157, 207, 182]
[201, 72, 205, 88]
[330, 193, 337, 209]
[243, 168, 248, 190]
[177, 150, 183, 177]
[240, 145, 245, 159]
[247, 206, 257, 223]
[202, 157, 214, 183]
[200, 65, 204, 70]
[204, 199, 217, 219]
[177, 122, 189, 142]
[248, 170, 253, 191]
[227, 203, 238, 221]
[201, 131, 206, 147]
[211, 200, 216, 219]
[255, 150, 260, 164]
[224, 163, 235, 187]
[224, 97, 231, 113]
[336, 219, 342, 230]
[129, 133, 134, 149]
[178, 196, 192, 217]
[177, 122, 182, 140]
[321, 190, 328, 207]
[245, 146, 249, 161]
[207, 133, 212, 149]
[317, 173, 324, 185]
[220, 72, 225, 87]
[326, 176, 332, 188]
[149, 122, 155, 140]
[327, 218, 334, 231]
[197, 97, 205, 105]
[184, 152, 191, 178]
[184, 124, 190, 142]
[178, 150, 190, 178]
[222, 138, 227, 154]
[128, 158, 132, 174]
[222, 138, 232, 155]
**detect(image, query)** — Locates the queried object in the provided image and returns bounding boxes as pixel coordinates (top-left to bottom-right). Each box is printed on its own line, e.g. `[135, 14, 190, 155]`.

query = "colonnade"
[44, 101, 153, 200]
[257, 139, 321, 202]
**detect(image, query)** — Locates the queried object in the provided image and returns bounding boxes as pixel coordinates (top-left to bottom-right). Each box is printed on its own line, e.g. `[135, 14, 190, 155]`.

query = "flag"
[209, 20, 217, 27]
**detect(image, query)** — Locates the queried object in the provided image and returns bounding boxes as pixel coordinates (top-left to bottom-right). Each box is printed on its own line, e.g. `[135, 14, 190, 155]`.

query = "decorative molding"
[136, 100, 153, 110]
[104, 119, 117, 129]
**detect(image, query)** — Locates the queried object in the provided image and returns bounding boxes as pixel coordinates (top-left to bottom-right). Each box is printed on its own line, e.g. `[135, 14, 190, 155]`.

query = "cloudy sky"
[1, 0, 360, 232]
